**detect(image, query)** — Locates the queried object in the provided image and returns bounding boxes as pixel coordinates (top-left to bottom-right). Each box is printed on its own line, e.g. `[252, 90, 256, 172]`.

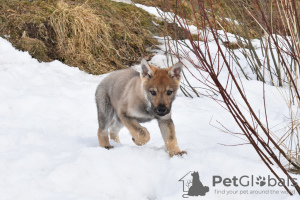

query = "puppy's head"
[140, 59, 183, 117]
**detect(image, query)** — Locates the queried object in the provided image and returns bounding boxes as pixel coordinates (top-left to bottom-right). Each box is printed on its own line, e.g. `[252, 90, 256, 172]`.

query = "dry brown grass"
[133, 0, 193, 22]
[222, 41, 249, 50]
[0, 0, 159, 75]
[17, 34, 51, 62]
[1, 0, 297, 74]
[50, 2, 118, 74]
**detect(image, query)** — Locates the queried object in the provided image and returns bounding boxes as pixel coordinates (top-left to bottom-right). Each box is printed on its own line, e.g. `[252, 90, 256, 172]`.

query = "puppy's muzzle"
[155, 104, 169, 116]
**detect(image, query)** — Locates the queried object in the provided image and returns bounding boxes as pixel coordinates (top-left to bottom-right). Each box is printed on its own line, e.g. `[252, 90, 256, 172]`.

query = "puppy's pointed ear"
[168, 62, 183, 80]
[141, 59, 154, 78]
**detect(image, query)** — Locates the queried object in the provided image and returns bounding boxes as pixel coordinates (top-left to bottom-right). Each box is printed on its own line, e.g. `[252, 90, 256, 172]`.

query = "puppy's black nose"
[156, 104, 167, 114]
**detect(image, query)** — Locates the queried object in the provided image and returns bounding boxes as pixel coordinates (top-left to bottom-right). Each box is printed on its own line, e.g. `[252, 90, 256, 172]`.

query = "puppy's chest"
[128, 104, 154, 123]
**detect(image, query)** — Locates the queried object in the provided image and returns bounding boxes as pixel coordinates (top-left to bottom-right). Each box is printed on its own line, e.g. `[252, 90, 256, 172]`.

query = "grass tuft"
[50, 2, 117, 74]
[0, 0, 159, 75]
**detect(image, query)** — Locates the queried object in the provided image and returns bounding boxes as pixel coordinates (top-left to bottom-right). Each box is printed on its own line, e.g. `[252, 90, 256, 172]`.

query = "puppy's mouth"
[155, 112, 169, 116]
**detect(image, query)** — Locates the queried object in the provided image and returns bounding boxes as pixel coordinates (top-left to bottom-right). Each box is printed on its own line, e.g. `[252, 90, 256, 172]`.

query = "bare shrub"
[161, 0, 300, 195]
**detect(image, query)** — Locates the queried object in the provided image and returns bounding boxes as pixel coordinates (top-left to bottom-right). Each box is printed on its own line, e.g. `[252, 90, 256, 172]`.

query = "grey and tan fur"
[95, 59, 186, 157]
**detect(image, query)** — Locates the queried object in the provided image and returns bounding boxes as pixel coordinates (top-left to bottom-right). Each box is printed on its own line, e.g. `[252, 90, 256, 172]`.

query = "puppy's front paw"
[132, 127, 150, 146]
[169, 150, 187, 157]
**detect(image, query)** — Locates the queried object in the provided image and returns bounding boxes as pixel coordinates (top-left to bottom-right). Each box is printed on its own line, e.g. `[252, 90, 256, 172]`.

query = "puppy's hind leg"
[109, 116, 123, 143]
[96, 92, 113, 149]
[98, 129, 113, 149]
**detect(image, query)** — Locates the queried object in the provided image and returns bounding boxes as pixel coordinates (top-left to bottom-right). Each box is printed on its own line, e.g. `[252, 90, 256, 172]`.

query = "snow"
[135, 4, 164, 19]
[111, 0, 132, 4]
[0, 6, 299, 199]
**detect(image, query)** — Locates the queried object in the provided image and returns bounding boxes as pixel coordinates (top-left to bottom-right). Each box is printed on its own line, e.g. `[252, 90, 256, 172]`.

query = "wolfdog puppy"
[95, 59, 186, 157]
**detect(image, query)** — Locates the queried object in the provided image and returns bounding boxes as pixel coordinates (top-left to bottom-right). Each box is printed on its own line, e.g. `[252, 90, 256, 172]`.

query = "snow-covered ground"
[0, 35, 299, 199]
[0, 3, 299, 199]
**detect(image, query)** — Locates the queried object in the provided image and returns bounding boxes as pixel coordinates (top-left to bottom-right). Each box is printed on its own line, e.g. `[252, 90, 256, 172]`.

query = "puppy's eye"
[167, 90, 173, 95]
[150, 90, 156, 96]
